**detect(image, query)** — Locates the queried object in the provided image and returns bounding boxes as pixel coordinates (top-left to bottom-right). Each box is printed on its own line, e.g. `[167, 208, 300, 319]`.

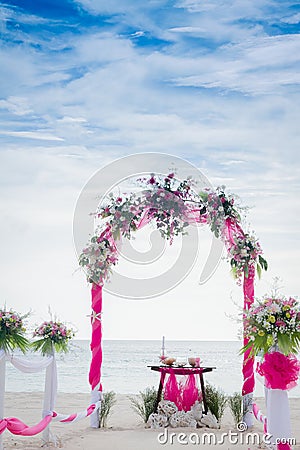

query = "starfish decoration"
[86, 311, 102, 324]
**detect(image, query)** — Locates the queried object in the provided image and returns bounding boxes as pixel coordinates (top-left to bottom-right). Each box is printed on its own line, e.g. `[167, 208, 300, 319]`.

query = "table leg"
[199, 372, 208, 414]
[154, 372, 166, 412]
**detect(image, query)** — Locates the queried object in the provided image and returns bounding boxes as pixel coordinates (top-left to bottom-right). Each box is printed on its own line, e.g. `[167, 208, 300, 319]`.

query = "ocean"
[5, 340, 300, 397]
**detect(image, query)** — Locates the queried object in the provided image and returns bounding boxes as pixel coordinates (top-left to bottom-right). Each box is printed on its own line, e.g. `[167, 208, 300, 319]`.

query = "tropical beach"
[2, 393, 300, 449]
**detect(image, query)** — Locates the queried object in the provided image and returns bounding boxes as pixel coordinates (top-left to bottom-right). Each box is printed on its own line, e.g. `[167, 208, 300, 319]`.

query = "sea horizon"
[4, 340, 300, 398]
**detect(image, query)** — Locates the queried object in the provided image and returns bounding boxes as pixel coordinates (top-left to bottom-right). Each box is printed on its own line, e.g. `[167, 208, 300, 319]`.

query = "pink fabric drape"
[242, 265, 255, 396]
[164, 370, 200, 412]
[277, 443, 292, 450]
[89, 284, 103, 391]
[182, 373, 199, 412]
[257, 353, 300, 391]
[224, 218, 256, 397]
[164, 372, 181, 407]
[0, 415, 52, 436]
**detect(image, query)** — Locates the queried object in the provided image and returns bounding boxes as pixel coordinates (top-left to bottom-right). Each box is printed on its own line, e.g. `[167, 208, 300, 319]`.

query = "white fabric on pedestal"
[243, 392, 254, 428]
[7, 353, 53, 372]
[266, 387, 291, 445]
[42, 352, 57, 445]
[0, 349, 58, 445]
[90, 390, 102, 428]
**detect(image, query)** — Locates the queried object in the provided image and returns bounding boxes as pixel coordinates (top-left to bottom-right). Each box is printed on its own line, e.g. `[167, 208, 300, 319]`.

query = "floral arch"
[79, 172, 268, 426]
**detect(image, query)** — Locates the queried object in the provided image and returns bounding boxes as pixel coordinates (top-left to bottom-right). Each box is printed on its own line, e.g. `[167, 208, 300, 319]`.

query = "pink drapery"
[89, 284, 103, 392]
[164, 370, 200, 412]
[242, 265, 255, 396]
[0, 403, 99, 436]
[257, 352, 300, 391]
[0, 416, 52, 436]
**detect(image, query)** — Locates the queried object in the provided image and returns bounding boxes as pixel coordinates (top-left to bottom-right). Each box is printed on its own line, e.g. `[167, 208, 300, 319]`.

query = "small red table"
[148, 365, 216, 414]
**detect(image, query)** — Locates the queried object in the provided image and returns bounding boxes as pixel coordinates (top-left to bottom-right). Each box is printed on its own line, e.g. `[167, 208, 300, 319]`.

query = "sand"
[2, 393, 300, 449]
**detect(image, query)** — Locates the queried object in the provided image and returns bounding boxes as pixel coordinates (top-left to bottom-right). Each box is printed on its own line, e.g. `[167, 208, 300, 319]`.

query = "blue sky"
[0, 0, 300, 340]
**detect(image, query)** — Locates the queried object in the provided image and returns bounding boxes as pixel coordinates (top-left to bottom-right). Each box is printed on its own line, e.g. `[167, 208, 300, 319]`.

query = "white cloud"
[0, 1, 299, 339]
[0, 130, 64, 141]
[0, 96, 33, 116]
[173, 35, 300, 95]
[281, 12, 300, 24]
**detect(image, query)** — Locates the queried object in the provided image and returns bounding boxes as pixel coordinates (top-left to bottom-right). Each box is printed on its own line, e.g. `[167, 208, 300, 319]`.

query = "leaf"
[256, 263, 262, 280]
[258, 255, 268, 271]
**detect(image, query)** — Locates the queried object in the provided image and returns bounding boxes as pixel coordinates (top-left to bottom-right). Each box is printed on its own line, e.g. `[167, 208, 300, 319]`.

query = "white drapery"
[265, 387, 292, 447]
[0, 349, 57, 449]
[256, 373, 292, 448]
[90, 390, 102, 428]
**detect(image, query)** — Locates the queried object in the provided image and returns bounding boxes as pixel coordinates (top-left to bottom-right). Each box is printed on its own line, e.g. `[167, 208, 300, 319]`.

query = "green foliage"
[31, 321, 75, 356]
[99, 391, 117, 428]
[0, 309, 30, 353]
[228, 392, 243, 426]
[31, 338, 70, 356]
[0, 331, 29, 353]
[205, 384, 227, 422]
[129, 386, 157, 423]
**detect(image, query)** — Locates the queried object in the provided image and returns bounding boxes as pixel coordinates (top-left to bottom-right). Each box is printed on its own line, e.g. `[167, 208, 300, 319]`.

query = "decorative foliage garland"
[0, 308, 29, 353]
[79, 172, 268, 285]
[32, 321, 75, 356]
[241, 296, 300, 356]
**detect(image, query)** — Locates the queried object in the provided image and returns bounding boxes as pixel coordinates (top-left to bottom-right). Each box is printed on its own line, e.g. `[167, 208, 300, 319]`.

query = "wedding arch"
[79, 171, 268, 427]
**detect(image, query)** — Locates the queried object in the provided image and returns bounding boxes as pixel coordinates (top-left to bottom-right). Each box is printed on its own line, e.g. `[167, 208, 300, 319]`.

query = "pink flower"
[275, 320, 286, 327]
[148, 176, 156, 185]
[167, 173, 174, 179]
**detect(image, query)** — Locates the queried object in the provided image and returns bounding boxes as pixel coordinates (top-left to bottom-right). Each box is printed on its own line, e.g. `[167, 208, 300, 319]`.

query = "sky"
[0, 0, 300, 342]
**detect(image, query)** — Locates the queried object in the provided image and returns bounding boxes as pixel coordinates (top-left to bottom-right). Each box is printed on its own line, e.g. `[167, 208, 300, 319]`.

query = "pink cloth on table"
[163, 369, 201, 412]
[182, 373, 199, 412]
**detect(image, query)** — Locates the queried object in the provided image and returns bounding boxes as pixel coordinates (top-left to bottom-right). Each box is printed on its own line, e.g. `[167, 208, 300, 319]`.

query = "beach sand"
[2, 393, 300, 449]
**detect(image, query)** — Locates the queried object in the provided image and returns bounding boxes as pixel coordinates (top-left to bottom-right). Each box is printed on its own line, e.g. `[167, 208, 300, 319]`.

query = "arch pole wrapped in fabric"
[89, 283, 103, 427]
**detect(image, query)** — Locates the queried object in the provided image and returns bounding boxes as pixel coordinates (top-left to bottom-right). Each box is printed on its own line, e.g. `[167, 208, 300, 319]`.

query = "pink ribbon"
[252, 403, 267, 433]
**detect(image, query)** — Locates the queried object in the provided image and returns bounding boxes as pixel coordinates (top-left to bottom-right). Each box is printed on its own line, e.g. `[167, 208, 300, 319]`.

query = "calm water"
[5, 340, 300, 397]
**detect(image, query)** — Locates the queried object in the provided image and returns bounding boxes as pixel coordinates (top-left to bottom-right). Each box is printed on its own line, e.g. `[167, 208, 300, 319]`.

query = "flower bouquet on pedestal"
[32, 320, 75, 356]
[0, 308, 29, 353]
[241, 296, 300, 357]
[241, 295, 300, 449]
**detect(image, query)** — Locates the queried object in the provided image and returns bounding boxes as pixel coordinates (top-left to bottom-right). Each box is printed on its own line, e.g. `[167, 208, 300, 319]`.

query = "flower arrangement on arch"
[79, 236, 118, 285]
[139, 172, 195, 241]
[78, 171, 268, 285]
[229, 234, 268, 280]
[241, 296, 300, 357]
[0, 308, 30, 353]
[199, 186, 241, 239]
[32, 320, 75, 355]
